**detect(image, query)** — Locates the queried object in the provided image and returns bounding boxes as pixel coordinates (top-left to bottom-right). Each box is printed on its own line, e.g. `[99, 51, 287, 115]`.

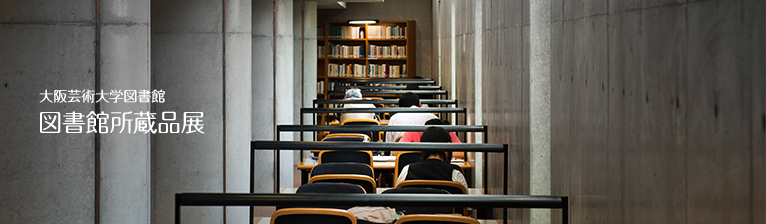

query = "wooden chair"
[296, 182, 367, 194]
[318, 150, 373, 167]
[308, 174, 377, 193]
[395, 180, 468, 215]
[321, 133, 372, 142]
[271, 208, 357, 224]
[340, 118, 382, 142]
[381, 188, 453, 214]
[393, 151, 422, 182]
[310, 162, 375, 179]
[395, 180, 467, 195]
[395, 214, 479, 224]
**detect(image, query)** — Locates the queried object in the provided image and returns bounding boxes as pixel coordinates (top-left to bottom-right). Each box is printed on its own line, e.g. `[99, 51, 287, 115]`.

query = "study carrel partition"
[276, 124, 489, 188]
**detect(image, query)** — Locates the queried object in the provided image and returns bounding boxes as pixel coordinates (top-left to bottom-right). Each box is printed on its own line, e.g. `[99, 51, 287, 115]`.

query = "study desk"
[296, 157, 472, 185]
[175, 193, 569, 224]
[253, 217, 501, 224]
[280, 187, 484, 195]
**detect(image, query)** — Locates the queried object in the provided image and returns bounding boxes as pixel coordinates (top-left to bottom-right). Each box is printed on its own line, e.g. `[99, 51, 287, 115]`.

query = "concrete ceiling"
[314, 0, 385, 10]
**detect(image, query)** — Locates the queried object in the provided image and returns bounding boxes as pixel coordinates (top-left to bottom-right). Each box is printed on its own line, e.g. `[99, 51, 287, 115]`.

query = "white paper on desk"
[451, 158, 464, 163]
[373, 156, 396, 162]
[304, 158, 318, 165]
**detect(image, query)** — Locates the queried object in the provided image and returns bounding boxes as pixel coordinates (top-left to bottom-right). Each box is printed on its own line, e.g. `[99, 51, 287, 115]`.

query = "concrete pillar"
[0, 1, 97, 223]
[99, 0, 152, 223]
[530, 0, 551, 223]
[151, 0, 225, 223]
[472, 0, 483, 188]
[294, 0, 318, 152]
[0, 0, 150, 223]
[224, 0, 253, 223]
[252, 0, 294, 193]
[1, 0, 152, 223]
[274, 0, 295, 189]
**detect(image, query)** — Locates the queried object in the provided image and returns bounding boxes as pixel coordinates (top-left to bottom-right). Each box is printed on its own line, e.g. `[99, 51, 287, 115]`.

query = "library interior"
[1, 0, 765, 224]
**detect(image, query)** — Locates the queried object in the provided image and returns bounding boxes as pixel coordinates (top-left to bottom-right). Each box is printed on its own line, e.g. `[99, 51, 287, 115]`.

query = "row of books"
[328, 63, 368, 78]
[327, 63, 407, 78]
[317, 26, 325, 39]
[367, 25, 406, 39]
[326, 44, 365, 58]
[317, 80, 325, 94]
[368, 45, 407, 59]
[328, 26, 364, 39]
[368, 64, 407, 78]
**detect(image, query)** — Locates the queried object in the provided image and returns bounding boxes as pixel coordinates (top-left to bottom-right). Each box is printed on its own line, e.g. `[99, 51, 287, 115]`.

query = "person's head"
[398, 92, 420, 107]
[419, 126, 451, 161]
[344, 88, 362, 100]
[424, 119, 449, 125]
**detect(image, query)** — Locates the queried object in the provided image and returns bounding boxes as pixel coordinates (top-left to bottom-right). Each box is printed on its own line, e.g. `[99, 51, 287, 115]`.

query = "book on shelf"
[329, 43, 365, 58]
[318, 46, 326, 57]
[328, 63, 367, 78]
[368, 45, 407, 59]
[367, 25, 406, 39]
[368, 64, 407, 78]
[317, 25, 325, 38]
[329, 25, 364, 39]
[317, 80, 325, 94]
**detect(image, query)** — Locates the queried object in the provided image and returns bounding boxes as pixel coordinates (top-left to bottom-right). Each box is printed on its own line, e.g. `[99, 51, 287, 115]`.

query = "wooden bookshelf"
[316, 21, 417, 100]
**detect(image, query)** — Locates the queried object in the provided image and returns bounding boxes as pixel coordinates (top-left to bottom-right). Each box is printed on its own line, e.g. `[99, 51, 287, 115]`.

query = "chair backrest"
[394, 151, 422, 181]
[310, 162, 375, 178]
[340, 118, 381, 142]
[296, 182, 367, 194]
[309, 174, 377, 193]
[394, 214, 479, 224]
[271, 208, 357, 224]
[395, 180, 467, 195]
[381, 188, 452, 214]
[322, 133, 371, 142]
[319, 150, 373, 166]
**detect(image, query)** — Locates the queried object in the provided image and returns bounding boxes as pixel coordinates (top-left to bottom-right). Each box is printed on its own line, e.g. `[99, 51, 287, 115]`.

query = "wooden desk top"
[280, 187, 484, 195]
[297, 158, 472, 170]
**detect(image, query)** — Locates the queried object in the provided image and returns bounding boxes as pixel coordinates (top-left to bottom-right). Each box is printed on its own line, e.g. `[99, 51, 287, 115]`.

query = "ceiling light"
[348, 19, 379, 25]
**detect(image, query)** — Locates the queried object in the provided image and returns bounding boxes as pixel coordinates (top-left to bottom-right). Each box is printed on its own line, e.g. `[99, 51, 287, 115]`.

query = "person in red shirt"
[395, 119, 464, 159]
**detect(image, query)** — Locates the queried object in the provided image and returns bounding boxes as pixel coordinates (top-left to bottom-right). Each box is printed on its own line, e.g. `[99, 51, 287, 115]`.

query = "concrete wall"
[251, 0, 295, 195]
[434, 0, 530, 222]
[0, 0, 151, 223]
[318, 0, 434, 78]
[436, 0, 766, 223]
[549, 0, 766, 223]
[151, 0, 252, 223]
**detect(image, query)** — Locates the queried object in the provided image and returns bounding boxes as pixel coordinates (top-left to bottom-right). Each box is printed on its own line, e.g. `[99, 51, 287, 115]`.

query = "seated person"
[339, 88, 377, 123]
[385, 92, 437, 142]
[395, 127, 468, 190]
[396, 119, 464, 159]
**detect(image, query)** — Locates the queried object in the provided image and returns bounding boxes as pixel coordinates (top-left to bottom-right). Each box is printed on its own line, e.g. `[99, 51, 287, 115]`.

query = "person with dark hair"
[385, 92, 438, 142]
[394, 127, 468, 189]
[396, 92, 421, 108]
[396, 119, 464, 158]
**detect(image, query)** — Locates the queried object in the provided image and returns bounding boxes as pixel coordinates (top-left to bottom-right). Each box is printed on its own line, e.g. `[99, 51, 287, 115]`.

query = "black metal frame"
[327, 90, 448, 96]
[313, 99, 457, 107]
[276, 125, 490, 191]
[300, 107, 467, 128]
[334, 78, 435, 85]
[177, 193, 568, 224]
[333, 85, 443, 90]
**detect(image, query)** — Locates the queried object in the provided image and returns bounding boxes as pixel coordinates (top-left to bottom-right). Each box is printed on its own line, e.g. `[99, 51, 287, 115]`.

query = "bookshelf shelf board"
[326, 57, 367, 60]
[367, 58, 407, 61]
[327, 38, 367, 41]
[316, 20, 416, 101]
[367, 39, 407, 41]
